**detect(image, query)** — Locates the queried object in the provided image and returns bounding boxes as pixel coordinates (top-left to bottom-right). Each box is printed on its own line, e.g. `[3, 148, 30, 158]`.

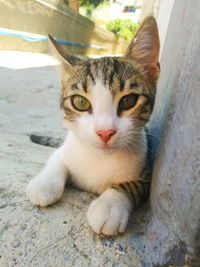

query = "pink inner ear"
[151, 44, 159, 64]
[145, 63, 160, 83]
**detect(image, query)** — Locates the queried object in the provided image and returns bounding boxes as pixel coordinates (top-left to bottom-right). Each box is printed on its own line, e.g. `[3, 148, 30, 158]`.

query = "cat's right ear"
[48, 34, 82, 72]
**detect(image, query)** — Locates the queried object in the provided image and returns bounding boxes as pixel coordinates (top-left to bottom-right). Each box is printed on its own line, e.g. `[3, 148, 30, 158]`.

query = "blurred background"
[0, 0, 174, 57]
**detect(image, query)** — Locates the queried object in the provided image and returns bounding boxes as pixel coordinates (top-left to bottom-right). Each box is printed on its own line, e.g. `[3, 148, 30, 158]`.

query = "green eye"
[71, 95, 91, 112]
[118, 94, 139, 111]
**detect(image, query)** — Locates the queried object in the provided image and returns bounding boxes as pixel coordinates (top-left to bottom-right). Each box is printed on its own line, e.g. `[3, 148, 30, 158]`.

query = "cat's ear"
[125, 17, 160, 84]
[48, 34, 83, 71]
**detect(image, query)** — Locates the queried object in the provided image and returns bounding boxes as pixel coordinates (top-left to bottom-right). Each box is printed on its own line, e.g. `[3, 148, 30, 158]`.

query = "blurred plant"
[78, 0, 108, 8]
[106, 19, 138, 40]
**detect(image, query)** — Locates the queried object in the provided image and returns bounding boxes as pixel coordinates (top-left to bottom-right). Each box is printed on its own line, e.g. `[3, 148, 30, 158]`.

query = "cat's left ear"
[125, 17, 160, 84]
[48, 34, 83, 70]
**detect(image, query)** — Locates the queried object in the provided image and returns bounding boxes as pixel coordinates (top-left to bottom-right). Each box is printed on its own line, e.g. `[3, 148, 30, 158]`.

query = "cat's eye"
[71, 95, 91, 112]
[118, 94, 139, 111]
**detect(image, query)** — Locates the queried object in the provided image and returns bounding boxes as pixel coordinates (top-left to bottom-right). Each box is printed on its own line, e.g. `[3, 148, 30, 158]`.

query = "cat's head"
[49, 17, 160, 153]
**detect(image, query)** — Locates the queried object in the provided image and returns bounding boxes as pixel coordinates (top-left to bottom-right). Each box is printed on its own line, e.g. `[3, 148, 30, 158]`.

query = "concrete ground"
[0, 51, 149, 267]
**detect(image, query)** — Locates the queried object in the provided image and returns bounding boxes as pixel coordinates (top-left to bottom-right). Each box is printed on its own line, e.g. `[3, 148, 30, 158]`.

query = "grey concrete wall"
[140, 0, 175, 56]
[156, 0, 175, 55]
[145, 0, 200, 265]
[0, 0, 128, 55]
[139, 0, 160, 22]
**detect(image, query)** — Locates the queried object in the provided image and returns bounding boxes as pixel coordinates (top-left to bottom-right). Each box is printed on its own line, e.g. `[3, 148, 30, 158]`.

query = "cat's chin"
[86, 142, 117, 154]
[99, 144, 118, 154]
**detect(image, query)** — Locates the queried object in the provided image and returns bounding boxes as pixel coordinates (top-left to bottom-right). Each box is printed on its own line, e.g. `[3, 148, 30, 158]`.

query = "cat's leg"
[87, 169, 150, 236]
[26, 148, 68, 207]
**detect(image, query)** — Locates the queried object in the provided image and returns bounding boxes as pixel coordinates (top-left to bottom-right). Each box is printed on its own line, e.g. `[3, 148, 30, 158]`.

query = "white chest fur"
[59, 132, 146, 194]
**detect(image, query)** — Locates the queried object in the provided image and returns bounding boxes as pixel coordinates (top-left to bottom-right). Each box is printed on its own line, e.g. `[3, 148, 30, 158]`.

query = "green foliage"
[78, 0, 107, 8]
[106, 19, 138, 40]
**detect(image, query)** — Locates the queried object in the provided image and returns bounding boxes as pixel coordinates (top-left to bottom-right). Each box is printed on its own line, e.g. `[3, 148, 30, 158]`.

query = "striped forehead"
[91, 79, 114, 113]
[90, 57, 138, 94]
[90, 79, 116, 130]
[68, 57, 139, 95]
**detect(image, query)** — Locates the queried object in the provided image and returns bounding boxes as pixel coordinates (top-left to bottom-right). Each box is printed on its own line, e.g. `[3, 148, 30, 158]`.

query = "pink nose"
[96, 129, 116, 144]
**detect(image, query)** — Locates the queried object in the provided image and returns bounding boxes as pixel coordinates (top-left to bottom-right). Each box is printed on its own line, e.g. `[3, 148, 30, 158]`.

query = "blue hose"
[0, 28, 101, 50]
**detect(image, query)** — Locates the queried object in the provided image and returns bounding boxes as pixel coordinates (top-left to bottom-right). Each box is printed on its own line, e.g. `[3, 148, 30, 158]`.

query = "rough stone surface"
[145, 0, 200, 265]
[0, 52, 148, 267]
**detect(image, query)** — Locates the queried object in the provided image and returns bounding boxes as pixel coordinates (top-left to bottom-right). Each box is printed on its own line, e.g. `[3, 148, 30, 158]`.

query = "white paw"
[87, 188, 132, 236]
[26, 173, 65, 207]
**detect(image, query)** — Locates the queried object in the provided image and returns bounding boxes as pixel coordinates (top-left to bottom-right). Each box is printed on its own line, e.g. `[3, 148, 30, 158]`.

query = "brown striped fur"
[111, 167, 151, 208]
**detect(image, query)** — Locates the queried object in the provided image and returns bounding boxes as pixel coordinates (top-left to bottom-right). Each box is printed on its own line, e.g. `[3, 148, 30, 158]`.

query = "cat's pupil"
[79, 98, 85, 106]
[118, 94, 139, 112]
[71, 95, 91, 112]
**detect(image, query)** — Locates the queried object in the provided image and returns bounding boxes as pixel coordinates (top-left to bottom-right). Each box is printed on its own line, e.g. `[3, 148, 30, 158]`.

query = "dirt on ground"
[0, 52, 150, 267]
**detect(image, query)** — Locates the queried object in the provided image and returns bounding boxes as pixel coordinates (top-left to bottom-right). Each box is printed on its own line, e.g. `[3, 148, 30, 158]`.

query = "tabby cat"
[26, 17, 160, 236]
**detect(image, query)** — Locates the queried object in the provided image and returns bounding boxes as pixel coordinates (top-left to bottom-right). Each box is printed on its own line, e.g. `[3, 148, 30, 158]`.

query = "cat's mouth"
[100, 143, 117, 153]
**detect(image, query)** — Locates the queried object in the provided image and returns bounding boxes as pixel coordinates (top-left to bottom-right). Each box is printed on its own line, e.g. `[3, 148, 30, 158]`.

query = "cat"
[26, 16, 160, 236]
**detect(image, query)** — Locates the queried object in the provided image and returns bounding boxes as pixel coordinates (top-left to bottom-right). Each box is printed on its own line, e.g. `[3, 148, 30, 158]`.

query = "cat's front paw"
[87, 188, 132, 236]
[26, 173, 65, 207]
